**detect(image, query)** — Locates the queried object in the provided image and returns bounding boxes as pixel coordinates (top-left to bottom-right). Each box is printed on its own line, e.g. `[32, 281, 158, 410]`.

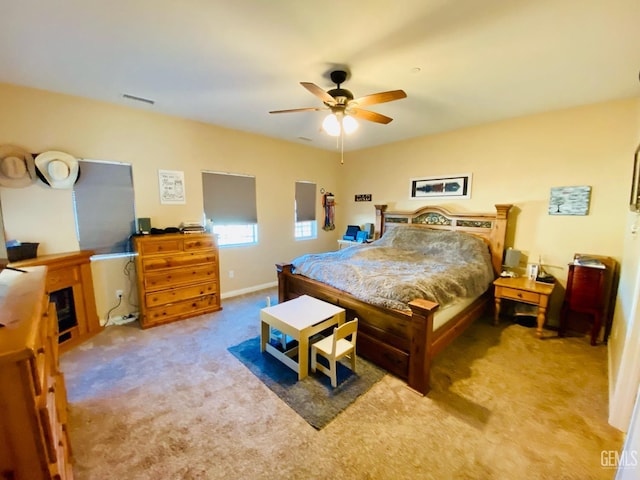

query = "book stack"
[573, 255, 606, 269]
[179, 221, 205, 234]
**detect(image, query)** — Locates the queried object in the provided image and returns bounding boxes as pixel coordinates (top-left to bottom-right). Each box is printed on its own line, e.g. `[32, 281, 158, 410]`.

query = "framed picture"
[527, 263, 539, 280]
[631, 143, 640, 212]
[548, 185, 591, 215]
[158, 170, 186, 205]
[410, 173, 472, 200]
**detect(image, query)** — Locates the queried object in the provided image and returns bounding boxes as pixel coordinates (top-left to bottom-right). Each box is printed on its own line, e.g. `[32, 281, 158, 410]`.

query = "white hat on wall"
[35, 150, 80, 189]
[0, 145, 37, 188]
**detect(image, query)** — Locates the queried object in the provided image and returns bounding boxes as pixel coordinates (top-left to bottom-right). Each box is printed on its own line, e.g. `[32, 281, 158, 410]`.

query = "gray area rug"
[228, 336, 386, 429]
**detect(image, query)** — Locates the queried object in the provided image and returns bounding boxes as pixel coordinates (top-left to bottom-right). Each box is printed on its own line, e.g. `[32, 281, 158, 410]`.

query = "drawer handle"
[517, 293, 523, 298]
[37, 347, 46, 354]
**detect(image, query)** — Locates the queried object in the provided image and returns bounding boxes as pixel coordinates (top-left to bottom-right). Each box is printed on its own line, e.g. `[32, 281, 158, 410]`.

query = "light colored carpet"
[61, 288, 623, 480]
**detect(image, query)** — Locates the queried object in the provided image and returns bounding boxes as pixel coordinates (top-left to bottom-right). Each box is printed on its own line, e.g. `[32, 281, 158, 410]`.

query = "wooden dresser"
[133, 233, 222, 329]
[0, 266, 74, 480]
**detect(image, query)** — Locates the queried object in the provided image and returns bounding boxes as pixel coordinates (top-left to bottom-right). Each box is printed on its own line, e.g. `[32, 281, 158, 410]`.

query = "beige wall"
[0, 83, 342, 321]
[1, 81, 638, 328]
[338, 98, 640, 325]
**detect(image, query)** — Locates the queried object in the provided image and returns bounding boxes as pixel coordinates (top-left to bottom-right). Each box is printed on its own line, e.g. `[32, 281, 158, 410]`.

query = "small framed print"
[527, 263, 539, 280]
[410, 174, 472, 200]
[159, 170, 186, 205]
[548, 185, 591, 215]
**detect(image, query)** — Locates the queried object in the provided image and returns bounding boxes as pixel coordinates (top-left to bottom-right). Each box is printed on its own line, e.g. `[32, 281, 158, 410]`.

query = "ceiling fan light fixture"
[322, 112, 358, 137]
[343, 115, 358, 134]
[322, 113, 341, 136]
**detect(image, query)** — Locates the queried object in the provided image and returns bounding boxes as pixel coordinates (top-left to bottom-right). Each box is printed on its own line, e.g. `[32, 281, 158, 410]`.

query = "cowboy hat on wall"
[0, 145, 37, 188]
[35, 150, 80, 189]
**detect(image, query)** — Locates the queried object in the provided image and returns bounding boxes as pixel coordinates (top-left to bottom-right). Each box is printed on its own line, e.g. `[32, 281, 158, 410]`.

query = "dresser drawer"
[51, 426, 73, 480]
[137, 237, 183, 255]
[47, 265, 80, 292]
[499, 287, 540, 304]
[38, 381, 61, 464]
[55, 373, 68, 425]
[144, 264, 218, 290]
[143, 294, 220, 326]
[184, 235, 216, 251]
[142, 252, 217, 272]
[145, 281, 219, 308]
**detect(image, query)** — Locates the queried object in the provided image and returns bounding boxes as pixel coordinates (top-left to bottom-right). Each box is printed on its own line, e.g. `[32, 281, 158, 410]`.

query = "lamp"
[322, 113, 341, 136]
[342, 115, 358, 134]
[501, 248, 521, 277]
[322, 111, 358, 137]
[322, 110, 359, 165]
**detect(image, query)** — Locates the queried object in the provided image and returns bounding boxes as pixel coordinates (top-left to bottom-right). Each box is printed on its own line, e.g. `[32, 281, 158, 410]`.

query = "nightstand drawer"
[500, 287, 540, 304]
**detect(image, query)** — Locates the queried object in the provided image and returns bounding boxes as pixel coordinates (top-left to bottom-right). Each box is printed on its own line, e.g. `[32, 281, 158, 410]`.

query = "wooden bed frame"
[276, 203, 512, 395]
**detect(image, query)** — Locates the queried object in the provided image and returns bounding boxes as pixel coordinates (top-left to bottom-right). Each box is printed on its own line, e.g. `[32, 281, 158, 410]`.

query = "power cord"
[104, 292, 123, 327]
[123, 258, 139, 309]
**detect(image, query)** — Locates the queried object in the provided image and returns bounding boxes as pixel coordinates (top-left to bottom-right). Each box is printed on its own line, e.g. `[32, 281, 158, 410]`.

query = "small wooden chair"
[311, 318, 358, 387]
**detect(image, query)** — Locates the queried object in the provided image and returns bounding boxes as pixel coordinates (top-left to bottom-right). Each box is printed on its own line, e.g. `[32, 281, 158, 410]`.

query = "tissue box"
[7, 242, 39, 262]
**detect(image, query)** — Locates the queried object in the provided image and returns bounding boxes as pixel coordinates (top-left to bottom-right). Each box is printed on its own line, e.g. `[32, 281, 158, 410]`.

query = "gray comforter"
[291, 226, 494, 312]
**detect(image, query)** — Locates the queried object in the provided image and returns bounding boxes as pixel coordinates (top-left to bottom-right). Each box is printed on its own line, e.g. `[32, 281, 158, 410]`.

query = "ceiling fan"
[269, 70, 407, 135]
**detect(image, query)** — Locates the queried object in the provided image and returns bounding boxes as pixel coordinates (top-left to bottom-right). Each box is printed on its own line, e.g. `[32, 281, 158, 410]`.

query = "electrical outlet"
[228, 270, 234, 278]
[116, 289, 123, 299]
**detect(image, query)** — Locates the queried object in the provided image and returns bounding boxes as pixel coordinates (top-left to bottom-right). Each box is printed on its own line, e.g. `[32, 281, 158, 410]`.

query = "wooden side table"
[493, 276, 556, 337]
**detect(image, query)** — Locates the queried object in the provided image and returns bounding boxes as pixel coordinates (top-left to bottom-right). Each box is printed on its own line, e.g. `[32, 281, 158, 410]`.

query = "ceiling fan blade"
[301, 82, 336, 105]
[269, 107, 325, 114]
[350, 108, 393, 124]
[351, 89, 407, 107]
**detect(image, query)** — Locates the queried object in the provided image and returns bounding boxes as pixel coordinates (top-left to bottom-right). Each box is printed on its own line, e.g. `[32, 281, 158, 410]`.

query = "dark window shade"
[202, 172, 257, 224]
[295, 181, 316, 222]
[73, 161, 135, 254]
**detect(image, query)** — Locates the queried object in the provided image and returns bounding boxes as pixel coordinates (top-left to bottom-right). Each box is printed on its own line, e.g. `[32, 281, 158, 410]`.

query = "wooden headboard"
[374, 204, 512, 276]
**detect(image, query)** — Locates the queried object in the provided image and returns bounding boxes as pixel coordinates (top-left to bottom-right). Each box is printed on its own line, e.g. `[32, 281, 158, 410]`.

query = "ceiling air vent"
[122, 93, 155, 105]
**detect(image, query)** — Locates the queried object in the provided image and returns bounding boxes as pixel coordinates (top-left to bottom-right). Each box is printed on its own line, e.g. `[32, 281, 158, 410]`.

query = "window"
[295, 181, 316, 240]
[294, 220, 316, 239]
[202, 172, 258, 247]
[73, 160, 136, 256]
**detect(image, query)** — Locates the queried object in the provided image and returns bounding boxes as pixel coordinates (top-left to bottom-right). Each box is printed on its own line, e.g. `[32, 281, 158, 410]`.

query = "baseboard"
[221, 281, 277, 299]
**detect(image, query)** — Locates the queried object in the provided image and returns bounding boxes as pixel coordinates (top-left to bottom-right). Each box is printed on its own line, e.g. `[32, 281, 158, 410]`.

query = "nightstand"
[337, 239, 360, 250]
[560, 255, 617, 346]
[493, 276, 556, 337]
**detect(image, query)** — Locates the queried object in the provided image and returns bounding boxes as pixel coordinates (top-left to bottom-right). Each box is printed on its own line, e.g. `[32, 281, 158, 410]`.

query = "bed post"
[276, 263, 292, 303]
[374, 204, 387, 240]
[407, 298, 439, 395]
[490, 204, 512, 276]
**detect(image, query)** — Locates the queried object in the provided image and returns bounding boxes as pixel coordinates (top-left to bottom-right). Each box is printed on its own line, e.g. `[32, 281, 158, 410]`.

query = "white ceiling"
[1, 0, 639, 152]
